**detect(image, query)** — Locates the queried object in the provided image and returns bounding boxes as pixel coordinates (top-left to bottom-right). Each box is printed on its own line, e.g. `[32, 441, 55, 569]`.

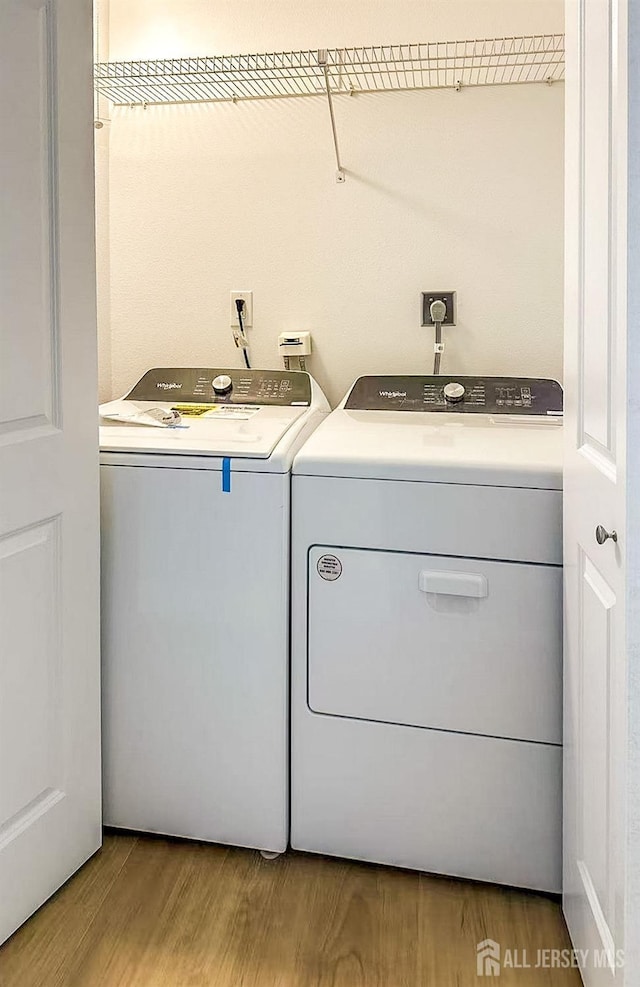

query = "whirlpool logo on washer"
[317, 555, 343, 581]
[379, 390, 407, 399]
[156, 382, 182, 390]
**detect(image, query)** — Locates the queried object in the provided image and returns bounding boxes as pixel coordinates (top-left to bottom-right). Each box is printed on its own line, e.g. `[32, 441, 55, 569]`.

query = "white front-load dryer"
[290, 375, 563, 891]
[99, 367, 329, 854]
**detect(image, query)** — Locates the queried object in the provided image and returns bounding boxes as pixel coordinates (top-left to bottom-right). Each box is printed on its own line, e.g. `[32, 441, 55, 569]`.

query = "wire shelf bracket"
[94, 35, 565, 183]
[317, 49, 346, 183]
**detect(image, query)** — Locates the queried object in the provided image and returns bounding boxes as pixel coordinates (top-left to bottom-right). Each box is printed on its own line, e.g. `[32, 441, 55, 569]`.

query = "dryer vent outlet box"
[422, 291, 456, 326]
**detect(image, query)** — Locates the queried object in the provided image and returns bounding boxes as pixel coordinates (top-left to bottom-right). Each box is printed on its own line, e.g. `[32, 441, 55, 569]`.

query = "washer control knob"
[212, 374, 232, 394]
[443, 381, 465, 403]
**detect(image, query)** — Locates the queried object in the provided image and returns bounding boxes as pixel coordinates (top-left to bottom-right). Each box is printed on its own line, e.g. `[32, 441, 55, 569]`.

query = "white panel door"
[0, 0, 101, 945]
[563, 0, 628, 981]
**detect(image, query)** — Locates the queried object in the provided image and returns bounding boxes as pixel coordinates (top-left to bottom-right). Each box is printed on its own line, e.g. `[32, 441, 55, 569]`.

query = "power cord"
[430, 299, 447, 374]
[234, 298, 251, 369]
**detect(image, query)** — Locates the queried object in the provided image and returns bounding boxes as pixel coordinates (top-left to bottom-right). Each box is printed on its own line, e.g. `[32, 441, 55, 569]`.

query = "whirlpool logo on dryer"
[156, 382, 183, 390]
[379, 390, 407, 399]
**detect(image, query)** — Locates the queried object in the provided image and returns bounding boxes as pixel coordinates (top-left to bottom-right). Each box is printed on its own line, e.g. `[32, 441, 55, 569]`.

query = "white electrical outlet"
[230, 291, 253, 328]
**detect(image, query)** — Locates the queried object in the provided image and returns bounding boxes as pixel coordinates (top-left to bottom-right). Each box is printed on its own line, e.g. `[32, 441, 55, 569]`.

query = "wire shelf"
[94, 35, 565, 106]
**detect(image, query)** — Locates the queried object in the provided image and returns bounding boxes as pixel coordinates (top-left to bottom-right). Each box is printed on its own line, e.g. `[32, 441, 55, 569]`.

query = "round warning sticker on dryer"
[317, 554, 342, 581]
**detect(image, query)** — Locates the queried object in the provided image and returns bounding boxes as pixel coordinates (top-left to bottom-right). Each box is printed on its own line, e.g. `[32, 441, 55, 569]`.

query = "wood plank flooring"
[0, 833, 581, 987]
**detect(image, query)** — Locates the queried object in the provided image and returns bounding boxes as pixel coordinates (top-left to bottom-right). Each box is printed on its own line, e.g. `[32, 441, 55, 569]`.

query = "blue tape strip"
[222, 457, 231, 493]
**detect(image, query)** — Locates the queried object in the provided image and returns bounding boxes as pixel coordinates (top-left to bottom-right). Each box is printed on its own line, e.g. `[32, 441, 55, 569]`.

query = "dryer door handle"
[419, 570, 488, 598]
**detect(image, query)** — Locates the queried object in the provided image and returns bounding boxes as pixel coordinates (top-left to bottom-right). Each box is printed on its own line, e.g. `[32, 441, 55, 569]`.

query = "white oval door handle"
[595, 525, 618, 545]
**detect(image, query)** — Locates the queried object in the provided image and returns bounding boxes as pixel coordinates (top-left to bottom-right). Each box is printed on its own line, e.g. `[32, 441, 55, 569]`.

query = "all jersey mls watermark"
[476, 939, 625, 976]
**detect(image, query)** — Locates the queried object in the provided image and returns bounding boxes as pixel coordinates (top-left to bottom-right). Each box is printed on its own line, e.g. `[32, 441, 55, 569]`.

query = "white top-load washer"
[100, 367, 329, 854]
[291, 375, 563, 891]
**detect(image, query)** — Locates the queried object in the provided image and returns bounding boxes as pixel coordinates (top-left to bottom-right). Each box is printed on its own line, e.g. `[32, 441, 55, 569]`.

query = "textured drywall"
[108, 0, 564, 60]
[101, 0, 564, 406]
[95, 0, 111, 402]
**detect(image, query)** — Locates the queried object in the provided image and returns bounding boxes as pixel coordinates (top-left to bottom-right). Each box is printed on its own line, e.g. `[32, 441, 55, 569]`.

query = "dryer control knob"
[212, 374, 232, 394]
[443, 381, 465, 403]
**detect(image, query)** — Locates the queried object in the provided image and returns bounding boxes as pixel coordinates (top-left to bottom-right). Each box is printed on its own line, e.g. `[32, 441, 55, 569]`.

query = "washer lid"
[100, 403, 308, 458]
[294, 376, 563, 489]
[99, 368, 312, 459]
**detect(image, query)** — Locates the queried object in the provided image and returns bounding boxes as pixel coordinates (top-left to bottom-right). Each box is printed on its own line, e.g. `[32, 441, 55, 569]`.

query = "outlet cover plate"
[422, 291, 456, 326]
[230, 291, 253, 328]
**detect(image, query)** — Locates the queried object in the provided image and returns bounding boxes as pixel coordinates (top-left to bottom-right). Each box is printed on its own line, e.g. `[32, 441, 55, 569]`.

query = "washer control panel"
[126, 368, 312, 406]
[345, 376, 563, 415]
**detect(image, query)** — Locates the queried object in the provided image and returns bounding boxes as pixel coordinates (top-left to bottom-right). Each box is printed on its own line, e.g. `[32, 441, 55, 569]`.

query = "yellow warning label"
[171, 404, 218, 417]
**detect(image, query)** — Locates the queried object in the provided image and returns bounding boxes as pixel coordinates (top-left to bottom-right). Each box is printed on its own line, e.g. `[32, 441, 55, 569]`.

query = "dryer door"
[307, 546, 561, 744]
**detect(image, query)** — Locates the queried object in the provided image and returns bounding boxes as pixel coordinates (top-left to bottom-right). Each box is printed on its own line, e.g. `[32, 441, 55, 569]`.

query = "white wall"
[95, 0, 111, 402]
[101, 0, 564, 406]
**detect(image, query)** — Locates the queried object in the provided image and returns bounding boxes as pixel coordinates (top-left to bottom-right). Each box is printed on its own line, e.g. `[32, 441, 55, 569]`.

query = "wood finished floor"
[0, 833, 581, 987]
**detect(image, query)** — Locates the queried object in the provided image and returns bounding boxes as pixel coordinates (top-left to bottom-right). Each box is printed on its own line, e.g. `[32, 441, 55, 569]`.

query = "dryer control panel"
[345, 376, 563, 416]
[126, 368, 312, 406]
